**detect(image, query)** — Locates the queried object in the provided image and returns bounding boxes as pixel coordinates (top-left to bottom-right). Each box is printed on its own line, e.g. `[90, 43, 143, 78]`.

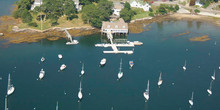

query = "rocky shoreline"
[0, 13, 220, 44]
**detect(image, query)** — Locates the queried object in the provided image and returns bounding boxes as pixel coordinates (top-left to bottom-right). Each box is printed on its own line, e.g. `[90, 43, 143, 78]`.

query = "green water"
[0, 20, 220, 110]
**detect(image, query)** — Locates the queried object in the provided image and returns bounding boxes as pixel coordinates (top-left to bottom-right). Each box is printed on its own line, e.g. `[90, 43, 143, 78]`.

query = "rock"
[0, 33, 3, 36]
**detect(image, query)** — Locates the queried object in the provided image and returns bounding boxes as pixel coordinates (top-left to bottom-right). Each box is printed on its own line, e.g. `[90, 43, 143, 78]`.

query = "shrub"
[194, 9, 200, 13]
[51, 21, 59, 26]
[28, 22, 38, 27]
[149, 8, 153, 12]
[149, 12, 154, 17]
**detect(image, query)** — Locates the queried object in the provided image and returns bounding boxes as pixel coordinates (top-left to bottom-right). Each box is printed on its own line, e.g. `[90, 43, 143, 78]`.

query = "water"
[0, 1, 220, 110]
[0, 20, 219, 110]
[0, 0, 17, 16]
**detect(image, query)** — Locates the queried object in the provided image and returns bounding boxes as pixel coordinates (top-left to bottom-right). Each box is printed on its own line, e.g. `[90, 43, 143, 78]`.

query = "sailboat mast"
[159, 72, 162, 81]
[147, 80, 149, 92]
[5, 95, 7, 110]
[214, 70, 215, 77]
[56, 101, 58, 110]
[191, 92, 194, 100]
[7, 74, 10, 91]
[82, 63, 84, 70]
[79, 81, 82, 91]
[119, 59, 122, 72]
[184, 60, 186, 66]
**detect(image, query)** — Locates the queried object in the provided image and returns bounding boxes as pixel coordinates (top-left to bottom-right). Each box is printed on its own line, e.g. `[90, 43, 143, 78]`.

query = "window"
[115, 25, 118, 28]
[107, 25, 110, 28]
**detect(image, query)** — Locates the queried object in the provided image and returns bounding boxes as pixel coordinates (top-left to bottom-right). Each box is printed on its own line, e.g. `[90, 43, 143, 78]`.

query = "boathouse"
[101, 18, 128, 35]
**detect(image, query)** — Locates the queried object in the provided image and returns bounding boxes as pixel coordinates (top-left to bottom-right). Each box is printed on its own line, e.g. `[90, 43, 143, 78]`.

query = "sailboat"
[207, 80, 213, 96]
[78, 81, 83, 101]
[189, 91, 194, 107]
[56, 101, 58, 110]
[183, 60, 186, 71]
[5, 95, 8, 110]
[158, 72, 163, 87]
[211, 70, 215, 80]
[81, 63, 85, 76]
[117, 59, 123, 80]
[7, 73, 15, 96]
[58, 54, 62, 60]
[143, 80, 150, 101]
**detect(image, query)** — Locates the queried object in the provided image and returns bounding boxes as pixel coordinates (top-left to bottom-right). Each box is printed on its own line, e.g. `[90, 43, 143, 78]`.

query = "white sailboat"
[78, 81, 83, 101]
[189, 91, 194, 107]
[56, 101, 58, 110]
[207, 80, 213, 96]
[143, 80, 150, 101]
[7, 73, 15, 96]
[158, 72, 163, 87]
[5, 95, 8, 110]
[58, 54, 62, 60]
[60, 64, 66, 71]
[183, 60, 186, 71]
[118, 59, 123, 80]
[81, 63, 85, 76]
[39, 69, 45, 80]
[211, 70, 215, 80]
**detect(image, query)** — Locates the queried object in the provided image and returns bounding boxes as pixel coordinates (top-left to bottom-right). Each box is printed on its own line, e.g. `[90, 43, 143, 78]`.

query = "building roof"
[34, 0, 42, 3]
[113, 3, 124, 9]
[102, 18, 128, 30]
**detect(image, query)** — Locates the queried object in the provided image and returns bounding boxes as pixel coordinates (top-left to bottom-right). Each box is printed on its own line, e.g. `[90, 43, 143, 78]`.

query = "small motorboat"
[207, 89, 212, 95]
[58, 54, 62, 59]
[132, 41, 143, 45]
[39, 69, 45, 80]
[66, 40, 79, 45]
[100, 58, 106, 66]
[129, 61, 134, 68]
[41, 57, 45, 62]
[60, 64, 67, 71]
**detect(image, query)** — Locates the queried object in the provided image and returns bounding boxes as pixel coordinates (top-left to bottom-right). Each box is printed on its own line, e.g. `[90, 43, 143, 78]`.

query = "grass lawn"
[131, 8, 150, 20]
[18, 13, 90, 30]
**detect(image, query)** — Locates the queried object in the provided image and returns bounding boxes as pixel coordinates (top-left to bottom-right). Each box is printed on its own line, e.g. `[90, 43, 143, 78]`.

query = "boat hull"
[7, 87, 15, 95]
[143, 92, 149, 101]
[189, 100, 193, 106]
[118, 72, 123, 79]
[158, 80, 163, 86]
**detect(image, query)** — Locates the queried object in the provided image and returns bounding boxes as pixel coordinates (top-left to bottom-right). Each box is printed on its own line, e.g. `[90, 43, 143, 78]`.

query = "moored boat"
[100, 58, 106, 66]
[41, 57, 45, 62]
[39, 69, 45, 80]
[60, 64, 67, 71]
[7, 73, 15, 96]
[58, 54, 62, 59]
[129, 60, 134, 68]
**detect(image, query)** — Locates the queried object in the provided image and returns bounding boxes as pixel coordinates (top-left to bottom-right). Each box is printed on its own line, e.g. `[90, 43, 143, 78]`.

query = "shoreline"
[0, 13, 220, 44]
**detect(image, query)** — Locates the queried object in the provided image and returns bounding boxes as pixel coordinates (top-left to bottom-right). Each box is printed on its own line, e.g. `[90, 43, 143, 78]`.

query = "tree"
[158, 6, 167, 15]
[21, 9, 33, 23]
[120, 2, 135, 22]
[124, 2, 131, 10]
[149, 8, 153, 12]
[190, 0, 196, 6]
[194, 9, 200, 13]
[175, 5, 179, 11]
[149, 12, 154, 17]
[63, 0, 77, 20]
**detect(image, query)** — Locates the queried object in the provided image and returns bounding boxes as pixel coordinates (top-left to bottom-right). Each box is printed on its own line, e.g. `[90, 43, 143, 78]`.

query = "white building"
[73, 0, 82, 11]
[113, 3, 124, 16]
[130, 0, 151, 11]
[101, 18, 128, 34]
[31, 0, 43, 10]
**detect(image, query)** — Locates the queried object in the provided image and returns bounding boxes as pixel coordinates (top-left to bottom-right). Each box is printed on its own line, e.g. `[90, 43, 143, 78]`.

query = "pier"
[63, 28, 79, 45]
